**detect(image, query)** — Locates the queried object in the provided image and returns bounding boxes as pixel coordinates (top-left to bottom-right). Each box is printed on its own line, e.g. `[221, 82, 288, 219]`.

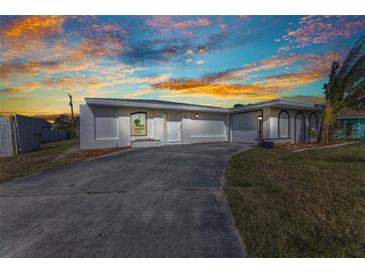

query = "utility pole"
[68, 93, 74, 128]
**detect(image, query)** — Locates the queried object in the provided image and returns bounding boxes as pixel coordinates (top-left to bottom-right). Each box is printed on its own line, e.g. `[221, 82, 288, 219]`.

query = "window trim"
[130, 112, 147, 137]
[278, 110, 290, 138]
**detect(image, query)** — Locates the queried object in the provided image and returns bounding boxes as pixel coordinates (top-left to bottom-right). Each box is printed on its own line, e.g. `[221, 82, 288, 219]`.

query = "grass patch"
[0, 139, 85, 183]
[225, 142, 365, 257]
[0, 139, 130, 183]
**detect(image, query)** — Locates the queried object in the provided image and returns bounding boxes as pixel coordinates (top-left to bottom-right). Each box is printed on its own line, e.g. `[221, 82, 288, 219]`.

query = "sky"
[0, 15, 364, 116]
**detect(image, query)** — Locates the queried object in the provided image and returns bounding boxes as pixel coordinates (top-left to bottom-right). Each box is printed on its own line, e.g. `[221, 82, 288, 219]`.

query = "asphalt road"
[0, 143, 250, 257]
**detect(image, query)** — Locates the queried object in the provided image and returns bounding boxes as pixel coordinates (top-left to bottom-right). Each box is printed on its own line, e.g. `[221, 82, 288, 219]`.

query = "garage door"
[231, 111, 260, 143]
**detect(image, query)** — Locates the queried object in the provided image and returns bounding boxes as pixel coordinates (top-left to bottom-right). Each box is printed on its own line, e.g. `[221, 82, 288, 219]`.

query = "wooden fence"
[0, 116, 17, 156]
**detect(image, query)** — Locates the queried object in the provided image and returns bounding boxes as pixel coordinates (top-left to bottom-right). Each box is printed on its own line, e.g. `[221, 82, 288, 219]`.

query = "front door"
[166, 112, 182, 143]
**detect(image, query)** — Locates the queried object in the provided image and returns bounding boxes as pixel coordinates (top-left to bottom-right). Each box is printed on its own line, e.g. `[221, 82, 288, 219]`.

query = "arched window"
[295, 112, 305, 143]
[278, 110, 290, 138]
[309, 113, 318, 142]
[131, 112, 147, 136]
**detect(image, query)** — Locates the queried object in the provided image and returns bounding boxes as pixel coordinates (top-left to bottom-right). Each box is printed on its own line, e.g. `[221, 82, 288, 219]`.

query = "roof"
[85, 98, 324, 113]
[337, 110, 365, 119]
[229, 99, 324, 113]
[85, 98, 228, 113]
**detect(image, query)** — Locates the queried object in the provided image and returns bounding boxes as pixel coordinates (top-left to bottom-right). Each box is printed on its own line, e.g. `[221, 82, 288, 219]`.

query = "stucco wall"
[264, 107, 322, 143]
[80, 104, 228, 149]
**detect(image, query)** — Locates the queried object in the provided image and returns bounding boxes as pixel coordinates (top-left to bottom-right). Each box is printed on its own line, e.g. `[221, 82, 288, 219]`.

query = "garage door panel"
[232, 130, 257, 143]
[231, 111, 260, 143]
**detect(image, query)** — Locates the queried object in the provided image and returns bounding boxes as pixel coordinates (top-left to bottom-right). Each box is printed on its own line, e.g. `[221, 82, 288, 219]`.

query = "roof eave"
[85, 98, 229, 113]
[229, 99, 324, 113]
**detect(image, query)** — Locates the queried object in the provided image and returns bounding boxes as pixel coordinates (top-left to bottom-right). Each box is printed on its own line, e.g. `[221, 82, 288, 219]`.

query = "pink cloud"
[145, 16, 211, 35]
[280, 16, 365, 52]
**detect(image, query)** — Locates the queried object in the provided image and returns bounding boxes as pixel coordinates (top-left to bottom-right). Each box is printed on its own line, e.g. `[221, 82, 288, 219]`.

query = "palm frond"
[342, 54, 365, 93]
[345, 79, 365, 110]
[337, 36, 365, 79]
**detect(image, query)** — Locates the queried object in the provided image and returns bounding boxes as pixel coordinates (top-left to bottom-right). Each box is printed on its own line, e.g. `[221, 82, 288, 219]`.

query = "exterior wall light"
[258, 115, 263, 120]
[195, 113, 199, 118]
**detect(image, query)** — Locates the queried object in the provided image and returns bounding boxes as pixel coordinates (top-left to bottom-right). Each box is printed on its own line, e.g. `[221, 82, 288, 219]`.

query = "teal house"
[335, 111, 365, 140]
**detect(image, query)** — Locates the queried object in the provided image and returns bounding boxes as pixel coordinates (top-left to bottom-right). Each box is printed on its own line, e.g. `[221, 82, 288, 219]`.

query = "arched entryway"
[295, 112, 305, 143]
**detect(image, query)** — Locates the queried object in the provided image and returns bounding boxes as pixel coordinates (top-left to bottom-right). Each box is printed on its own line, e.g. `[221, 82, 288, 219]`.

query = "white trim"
[86, 98, 228, 113]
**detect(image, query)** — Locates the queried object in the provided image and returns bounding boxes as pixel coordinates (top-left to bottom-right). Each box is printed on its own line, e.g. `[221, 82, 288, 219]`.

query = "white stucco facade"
[80, 98, 323, 149]
[80, 99, 228, 149]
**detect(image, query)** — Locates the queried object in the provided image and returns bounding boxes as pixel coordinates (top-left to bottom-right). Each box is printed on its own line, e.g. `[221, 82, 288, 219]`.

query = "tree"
[54, 114, 78, 138]
[319, 36, 365, 144]
[54, 114, 70, 126]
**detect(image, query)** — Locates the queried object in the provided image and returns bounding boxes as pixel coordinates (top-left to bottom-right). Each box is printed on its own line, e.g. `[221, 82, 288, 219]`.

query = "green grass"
[0, 138, 83, 183]
[224, 142, 365, 257]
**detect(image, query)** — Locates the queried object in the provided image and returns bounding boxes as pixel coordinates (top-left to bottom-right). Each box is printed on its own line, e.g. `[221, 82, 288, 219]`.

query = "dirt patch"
[80, 146, 130, 158]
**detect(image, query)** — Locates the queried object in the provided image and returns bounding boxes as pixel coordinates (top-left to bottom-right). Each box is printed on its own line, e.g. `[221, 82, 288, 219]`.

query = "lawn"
[0, 139, 84, 183]
[0, 138, 130, 183]
[224, 142, 365, 257]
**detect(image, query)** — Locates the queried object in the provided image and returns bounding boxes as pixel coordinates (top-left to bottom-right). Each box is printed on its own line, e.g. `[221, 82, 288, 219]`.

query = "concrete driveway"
[0, 143, 250, 257]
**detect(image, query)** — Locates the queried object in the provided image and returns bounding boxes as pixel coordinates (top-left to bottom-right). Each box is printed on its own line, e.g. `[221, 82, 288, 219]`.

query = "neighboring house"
[80, 98, 323, 149]
[335, 110, 365, 140]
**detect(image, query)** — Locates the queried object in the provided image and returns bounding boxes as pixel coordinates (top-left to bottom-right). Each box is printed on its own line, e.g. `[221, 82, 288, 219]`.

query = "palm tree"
[319, 36, 365, 144]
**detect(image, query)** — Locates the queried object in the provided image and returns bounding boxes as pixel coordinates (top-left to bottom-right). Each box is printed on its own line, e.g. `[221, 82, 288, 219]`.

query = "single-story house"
[334, 110, 365, 140]
[80, 98, 324, 149]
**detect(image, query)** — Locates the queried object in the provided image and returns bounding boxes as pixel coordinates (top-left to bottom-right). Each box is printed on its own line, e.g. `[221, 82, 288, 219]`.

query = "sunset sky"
[0, 15, 364, 116]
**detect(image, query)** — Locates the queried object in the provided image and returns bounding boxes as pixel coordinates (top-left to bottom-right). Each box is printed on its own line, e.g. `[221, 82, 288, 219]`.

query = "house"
[334, 110, 365, 140]
[80, 98, 324, 149]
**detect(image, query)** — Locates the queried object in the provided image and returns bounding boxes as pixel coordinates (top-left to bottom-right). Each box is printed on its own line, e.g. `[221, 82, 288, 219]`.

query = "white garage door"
[231, 111, 260, 143]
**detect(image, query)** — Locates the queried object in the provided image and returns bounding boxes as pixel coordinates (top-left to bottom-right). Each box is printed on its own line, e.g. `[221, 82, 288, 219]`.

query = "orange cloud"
[174, 18, 211, 28]
[125, 89, 155, 98]
[198, 47, 207, 54]
[152, 51, 341, 100]
[0, 88, 20, 94]
[0, 16, 66, 62]
[0, 82, 41, 94]
[2, 16, 65, 37]
[160, 83, 280, 100]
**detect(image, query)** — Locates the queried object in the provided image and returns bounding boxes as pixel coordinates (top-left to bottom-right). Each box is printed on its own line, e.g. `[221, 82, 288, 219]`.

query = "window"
[278, 110, 290, 138]
[295, 112, 305, 143]
[131, 112, 147, 136]
[309, 113, 318, 142]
